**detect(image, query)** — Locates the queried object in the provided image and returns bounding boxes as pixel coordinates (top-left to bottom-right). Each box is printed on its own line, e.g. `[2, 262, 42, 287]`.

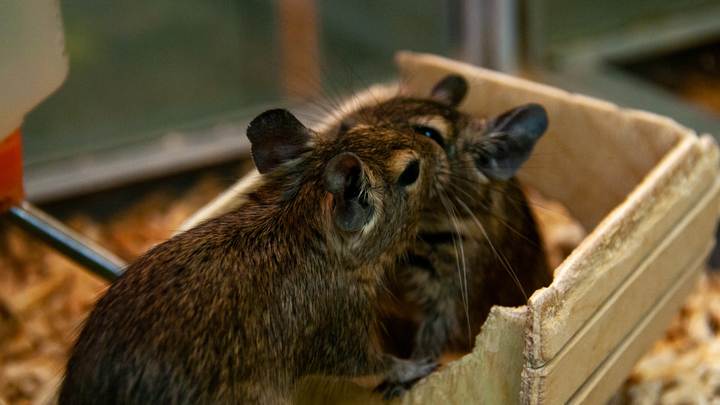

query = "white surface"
[0, 0, 68, 138]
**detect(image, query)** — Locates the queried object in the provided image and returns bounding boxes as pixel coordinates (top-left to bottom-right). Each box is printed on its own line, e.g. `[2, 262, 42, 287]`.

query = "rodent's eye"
[397, 160, 420, 187]
[412, 124, 444, 147]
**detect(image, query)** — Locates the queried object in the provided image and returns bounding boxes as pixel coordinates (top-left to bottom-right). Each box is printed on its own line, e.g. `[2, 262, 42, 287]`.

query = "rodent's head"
[337, 75, 548, 239]
[246, 108, 441, 258]
[243, 74, 549, 255]
[347, 75, 549, 187]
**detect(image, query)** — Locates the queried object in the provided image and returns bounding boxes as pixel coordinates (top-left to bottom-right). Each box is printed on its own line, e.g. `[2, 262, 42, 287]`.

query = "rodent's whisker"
[454, 196, 528, 302]
[443, 181, 545, 252]
[442, 179, 476, 202]
[441, 171, 573, 218]
[437, 188, 472, 344]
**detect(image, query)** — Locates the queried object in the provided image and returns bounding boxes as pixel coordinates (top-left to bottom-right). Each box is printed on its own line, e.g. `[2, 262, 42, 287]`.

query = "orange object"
[0, 128, 24, 212]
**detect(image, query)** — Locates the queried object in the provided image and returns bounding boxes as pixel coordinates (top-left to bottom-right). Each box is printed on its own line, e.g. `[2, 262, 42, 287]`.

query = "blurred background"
[22, 0, 453, 202]
[20, 0, 720, 205]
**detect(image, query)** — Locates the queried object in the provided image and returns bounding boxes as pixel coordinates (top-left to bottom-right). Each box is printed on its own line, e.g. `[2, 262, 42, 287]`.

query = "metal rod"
[3, 200, 126, 281]
[461, 0, 484, 66]
[458, 0, 519, 72]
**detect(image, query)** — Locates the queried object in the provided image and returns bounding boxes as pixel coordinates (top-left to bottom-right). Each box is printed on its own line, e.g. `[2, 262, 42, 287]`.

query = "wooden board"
[521, 176, 720, 404]
[175, 170, 261, 234]
[568, 255, 710, 405]
[525, 135, 719, 367]
[293, 306, 527, 405]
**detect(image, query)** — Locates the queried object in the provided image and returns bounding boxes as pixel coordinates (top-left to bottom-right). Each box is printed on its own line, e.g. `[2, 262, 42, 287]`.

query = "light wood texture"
[401, 306, 527, 404]
[525, 135, 719, 367]
[294, 306, 528, 405]
[568, 255, 710, 405]
[521, 176, 720, 404]
[175, 169, 261, 235]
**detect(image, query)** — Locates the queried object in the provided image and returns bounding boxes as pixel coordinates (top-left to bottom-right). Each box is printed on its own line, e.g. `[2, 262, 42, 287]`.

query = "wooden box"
[181, 52, 720, 404]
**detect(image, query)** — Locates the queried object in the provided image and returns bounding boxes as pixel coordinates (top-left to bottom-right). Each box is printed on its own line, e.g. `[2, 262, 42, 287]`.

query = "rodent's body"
[60, 110, 440, 404]
[388, 177, 551, 358]
[343, 77, 552, 360]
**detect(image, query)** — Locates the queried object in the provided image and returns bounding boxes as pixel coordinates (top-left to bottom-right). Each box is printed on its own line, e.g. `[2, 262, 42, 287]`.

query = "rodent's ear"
[246, 109, 312, 174]
[325, 152, 373, 232]
[476, 103, 548, 181]
[430, 75, 468, 107]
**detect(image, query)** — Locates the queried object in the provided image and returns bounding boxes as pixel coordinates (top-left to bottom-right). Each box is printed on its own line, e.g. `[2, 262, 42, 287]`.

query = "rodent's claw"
[374, 380, 415, 400]
[375, 360, 439, 400]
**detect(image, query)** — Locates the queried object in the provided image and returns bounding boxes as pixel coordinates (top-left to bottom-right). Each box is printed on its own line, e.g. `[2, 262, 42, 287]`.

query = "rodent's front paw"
[375, 359, 438, 400]
[374, 379, 415, 400]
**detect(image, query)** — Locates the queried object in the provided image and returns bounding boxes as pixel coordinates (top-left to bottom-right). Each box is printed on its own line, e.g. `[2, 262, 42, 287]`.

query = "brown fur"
[59, 116, 442, 404]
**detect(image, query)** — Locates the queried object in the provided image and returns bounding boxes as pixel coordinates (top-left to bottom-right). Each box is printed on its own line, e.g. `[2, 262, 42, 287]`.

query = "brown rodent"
[59, 108, 443, 404]
[341, 75, 552, 361]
